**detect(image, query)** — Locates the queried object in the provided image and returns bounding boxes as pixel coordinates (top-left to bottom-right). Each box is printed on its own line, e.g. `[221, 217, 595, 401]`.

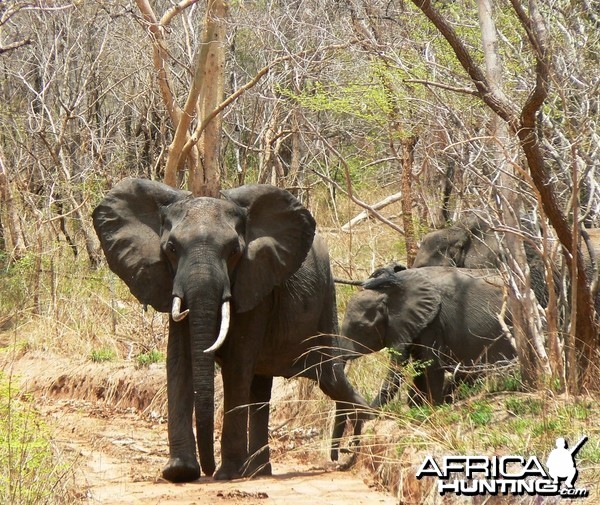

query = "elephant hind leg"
[244, 375, 273, 477]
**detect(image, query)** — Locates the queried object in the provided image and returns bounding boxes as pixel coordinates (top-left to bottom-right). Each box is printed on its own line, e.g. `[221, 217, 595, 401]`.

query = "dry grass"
[2, 191, 600, 503]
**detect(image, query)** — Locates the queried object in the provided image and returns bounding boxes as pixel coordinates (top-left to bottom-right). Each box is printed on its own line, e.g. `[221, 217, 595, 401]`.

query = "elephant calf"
[340, 266, 516, 406]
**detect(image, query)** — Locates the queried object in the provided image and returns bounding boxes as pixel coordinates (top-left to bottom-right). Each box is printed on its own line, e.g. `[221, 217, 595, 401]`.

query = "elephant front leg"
[372, 352, 407, 408]
[244, 374, 273, 477]
[372, 368, 403, 408]
[163, 320, 201, 482]
[214, 308, 268, 481]
[215, 361, 252, 480]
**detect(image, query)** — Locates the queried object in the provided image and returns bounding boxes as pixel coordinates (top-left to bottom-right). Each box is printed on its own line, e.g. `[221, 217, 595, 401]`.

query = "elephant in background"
[412, 217, 599, 313]
[412, 216, 501, 270]
[93, 178, 368, 482]
[340, 266, 516, 407]
[412, 217, 548, 308]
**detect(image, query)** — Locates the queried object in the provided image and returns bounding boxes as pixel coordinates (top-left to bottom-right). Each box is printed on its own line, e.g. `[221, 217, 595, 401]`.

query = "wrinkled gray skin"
[413, 217, 501, 269]
[412, 217, 551, 306]
[340, 267, 516, 407]
[93, 178, 368, 482]
[413, 217, 600, 313]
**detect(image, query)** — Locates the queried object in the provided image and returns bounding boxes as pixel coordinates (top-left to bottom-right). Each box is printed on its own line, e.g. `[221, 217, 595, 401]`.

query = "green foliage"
[0, 253, 39, 313]
[0, 371, 68, 504]
[467, 401, 493, 426]
[505, 396, 544, 416]
[135, 349, 165, 368]
[279, 77, 393, 125]
[453, 379, 486, 401]
[491, 370, 524, 392]
[405, 404, 435, 423]
[89, 348, 117, 363]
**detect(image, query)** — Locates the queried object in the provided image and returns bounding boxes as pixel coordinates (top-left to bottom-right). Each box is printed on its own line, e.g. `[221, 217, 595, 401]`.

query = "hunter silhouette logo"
[546, 436, 587, 489]
[416, 435, 590, 498]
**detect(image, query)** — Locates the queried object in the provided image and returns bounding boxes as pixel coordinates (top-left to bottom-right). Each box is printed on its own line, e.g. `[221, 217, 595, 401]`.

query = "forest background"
[0, 0, 599, 501]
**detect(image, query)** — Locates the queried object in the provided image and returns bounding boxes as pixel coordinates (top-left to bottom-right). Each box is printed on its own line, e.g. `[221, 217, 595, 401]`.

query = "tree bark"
[136, 0, 227, 196]
[0, 153, 26, 260]
[192, 0, 227, 197]
[411, 0, 597, 391]
[477, 0, 551, 387]
[400, 136, 419, 266]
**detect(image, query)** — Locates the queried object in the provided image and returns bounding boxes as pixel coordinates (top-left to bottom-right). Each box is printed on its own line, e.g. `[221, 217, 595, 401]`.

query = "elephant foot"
[162, 457, 200, 483]
[330, 444, 340, 461]
[214, 460, 245, 481]
[243, 461, 272, 478]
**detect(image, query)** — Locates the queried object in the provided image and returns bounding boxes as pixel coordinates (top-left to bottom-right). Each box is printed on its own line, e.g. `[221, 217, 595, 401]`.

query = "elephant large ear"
[222, 184, 316, 313]
[92, 178, 190, 312]
[363, 269, 441, 351]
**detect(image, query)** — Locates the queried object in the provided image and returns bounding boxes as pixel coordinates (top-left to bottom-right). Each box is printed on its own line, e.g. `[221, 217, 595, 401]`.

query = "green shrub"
[89, 348, 117, 363]
[136, 349, 165, 368]
[0, 371, 70, 504]
[467, 401, 493, 426]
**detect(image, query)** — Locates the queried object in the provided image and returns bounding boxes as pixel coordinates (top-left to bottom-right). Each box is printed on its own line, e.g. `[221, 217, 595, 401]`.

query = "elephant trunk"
[183, 275, 228, 477]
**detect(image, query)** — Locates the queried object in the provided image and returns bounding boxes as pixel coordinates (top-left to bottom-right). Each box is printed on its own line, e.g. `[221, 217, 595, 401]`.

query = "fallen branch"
[312, 169, 405, 235]
[340, 191, 403, 232]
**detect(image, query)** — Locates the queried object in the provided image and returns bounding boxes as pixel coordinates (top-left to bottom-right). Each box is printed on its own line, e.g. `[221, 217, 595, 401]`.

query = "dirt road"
[12, 355, 396, 505]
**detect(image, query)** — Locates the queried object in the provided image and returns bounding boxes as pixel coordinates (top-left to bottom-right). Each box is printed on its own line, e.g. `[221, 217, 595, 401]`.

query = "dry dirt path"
[10, 355, 396, 505]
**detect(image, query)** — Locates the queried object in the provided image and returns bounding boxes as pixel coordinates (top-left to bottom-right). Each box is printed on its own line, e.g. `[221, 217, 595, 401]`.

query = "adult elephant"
[412, 216, 501, 269]
[93, 178, 368, 482]
[340, 266, 516, 407]
[412, 216, 553, 307]
[412, 217, 599, 312]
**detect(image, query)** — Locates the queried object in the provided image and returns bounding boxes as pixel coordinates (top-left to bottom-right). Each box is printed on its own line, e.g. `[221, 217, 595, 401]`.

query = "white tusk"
[171, 296, 189, 322]
[204, 300, 230, 353]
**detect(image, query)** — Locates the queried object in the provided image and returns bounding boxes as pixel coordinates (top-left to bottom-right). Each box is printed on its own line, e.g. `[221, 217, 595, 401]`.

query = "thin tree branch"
[0, 38, 31, 54]
[179, 43, 354, 167]
[313, 168, 405, 235]
[411, 0, 519, 127]
[160, 0, 200, 26]
[403, 78, 478, 96]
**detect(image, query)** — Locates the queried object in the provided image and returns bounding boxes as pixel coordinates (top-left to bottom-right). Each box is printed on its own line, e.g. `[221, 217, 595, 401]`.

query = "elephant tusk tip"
[172, 309, 189, 322]
[202, 300, 230, 354]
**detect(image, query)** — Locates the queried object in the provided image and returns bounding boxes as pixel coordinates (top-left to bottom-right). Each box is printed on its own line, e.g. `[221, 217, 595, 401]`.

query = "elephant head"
[412, 216, 500, 268]
[341, 270, 441, 360]
[92, 178, 315, 477]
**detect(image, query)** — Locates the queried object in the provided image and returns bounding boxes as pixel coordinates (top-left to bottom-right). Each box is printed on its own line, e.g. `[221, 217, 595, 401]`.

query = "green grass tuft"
[135, 349, 165, 368]
[89, 348, 117, 363]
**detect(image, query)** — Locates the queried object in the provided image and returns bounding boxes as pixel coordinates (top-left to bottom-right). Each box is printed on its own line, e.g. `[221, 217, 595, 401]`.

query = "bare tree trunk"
[400, 136, 419, 266]
[412, 0, 597, 392]
[0, 153, 26, 260]
[477, 0, 550, 387]
[258, 104, 280, 184]
[193, 0, 227, 197]
[137, 0, 227, 197]
[288, 109, 303, 191]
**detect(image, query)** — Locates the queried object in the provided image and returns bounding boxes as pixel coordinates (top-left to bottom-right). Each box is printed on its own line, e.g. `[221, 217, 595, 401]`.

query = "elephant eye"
[167, 241, 177, 254]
